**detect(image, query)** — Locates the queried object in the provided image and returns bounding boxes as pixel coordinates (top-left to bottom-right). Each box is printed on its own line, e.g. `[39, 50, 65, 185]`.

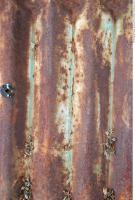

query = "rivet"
[0, 83, 15, 98]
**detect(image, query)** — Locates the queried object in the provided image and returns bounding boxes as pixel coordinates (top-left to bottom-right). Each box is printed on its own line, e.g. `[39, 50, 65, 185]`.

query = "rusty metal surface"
[0, 0, 132, 200]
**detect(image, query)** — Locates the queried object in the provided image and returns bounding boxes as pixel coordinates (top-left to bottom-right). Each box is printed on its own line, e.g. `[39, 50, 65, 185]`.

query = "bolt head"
[0, 83, 15, 98]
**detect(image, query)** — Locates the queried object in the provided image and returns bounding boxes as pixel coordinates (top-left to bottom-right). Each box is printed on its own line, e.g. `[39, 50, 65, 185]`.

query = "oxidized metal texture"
[0, 0, 132, 200]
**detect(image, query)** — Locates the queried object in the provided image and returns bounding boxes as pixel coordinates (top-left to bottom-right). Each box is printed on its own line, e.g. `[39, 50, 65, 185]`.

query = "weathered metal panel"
[0, 0, 132, 200]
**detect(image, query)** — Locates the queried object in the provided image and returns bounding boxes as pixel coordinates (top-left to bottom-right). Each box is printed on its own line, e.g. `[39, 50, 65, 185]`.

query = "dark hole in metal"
[24, 136, 34, 157]
[0, 83, 15, 98]
[63, 189, 72, 200]
[19, 177, 32, 200]
[103, 187, 115, 200]
[104, 130, 117, 159]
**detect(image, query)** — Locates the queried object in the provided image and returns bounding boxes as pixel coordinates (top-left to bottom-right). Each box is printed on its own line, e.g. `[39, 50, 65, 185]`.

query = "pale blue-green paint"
[100, 12, 124, 131]
[64, 23, 75, 183]
[60, 21, 75, 184]
[100, 13, 116, 130]
[108, 21, 117, 130]
[27, 26, 35, 133]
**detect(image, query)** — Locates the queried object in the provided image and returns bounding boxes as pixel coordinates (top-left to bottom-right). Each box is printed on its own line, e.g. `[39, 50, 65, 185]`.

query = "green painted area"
[100, 12, 123, 130]
[93, 163, 102, 177]
[66, 24, 75, 142]
[108, 22, 117, 130]
[62, 21, 75, 184]
[27, 25, 35, 132]
[100, 13, 113, 32]
[100, 13, 117, 130]
[63, 150, 73, 184]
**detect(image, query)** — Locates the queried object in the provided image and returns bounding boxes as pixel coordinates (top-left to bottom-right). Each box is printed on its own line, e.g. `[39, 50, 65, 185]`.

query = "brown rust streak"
[94, 43, 110, 187]
[72, 1, 108, 199]
[11, 1, 46, 199]
[112, 27, 132, 199]
[12, 2, 31, 149]
[32, 2, 67, 199]
[0, 1, 16, 199]
[12, 0, 45, 149]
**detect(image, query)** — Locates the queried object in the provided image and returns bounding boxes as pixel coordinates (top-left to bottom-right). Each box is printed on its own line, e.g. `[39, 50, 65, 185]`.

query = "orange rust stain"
[122, 93, 132, 128]
[119, 189, 132, 200]
[124, 14, 132, 42]
[39, 136, 49, 156]
[62, 94, 67, 101]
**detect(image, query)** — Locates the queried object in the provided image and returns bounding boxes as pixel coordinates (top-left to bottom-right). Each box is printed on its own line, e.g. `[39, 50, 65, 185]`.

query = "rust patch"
[100, 0, 131, 20]
[53, 0, 85, 23]
[32, 152, 67, 199]
[56, 0, 83, 11]
[32, 3, 69, 199]
[119, 183, 132, 200]
[112, 13, 132, 199]
[123, 10, 132, 42]
[122, 93, 132, 128]
[94, 40, 110, 131]
[12, 0, 46, 21]
[11, 0, 45, 149]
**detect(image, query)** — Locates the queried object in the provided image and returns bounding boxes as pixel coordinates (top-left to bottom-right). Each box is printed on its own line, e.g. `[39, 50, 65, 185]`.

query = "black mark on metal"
[0, 83, 15, 98]
[63, 142, 72, 151]
[103, 187, 115, 200]
[104, 129, 117, 160]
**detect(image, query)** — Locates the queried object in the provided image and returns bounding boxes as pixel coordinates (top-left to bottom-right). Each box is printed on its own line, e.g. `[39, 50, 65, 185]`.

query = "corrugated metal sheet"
[0, 0, 132, 199]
